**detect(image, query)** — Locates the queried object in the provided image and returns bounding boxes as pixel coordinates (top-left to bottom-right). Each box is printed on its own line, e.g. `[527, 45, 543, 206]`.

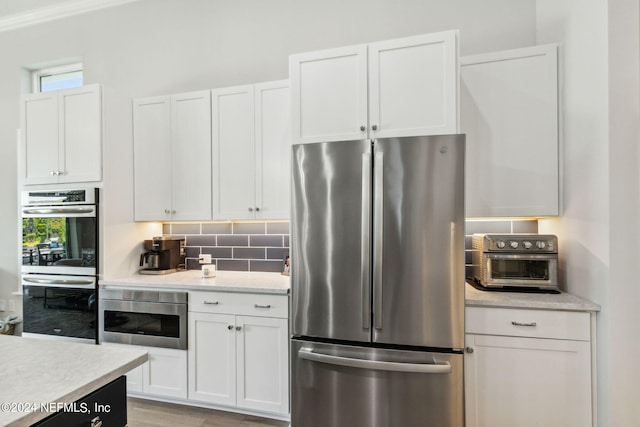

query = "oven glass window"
[490, 259, 550, 281]
[103, 310, 180, 338]
[22, 216, 96, 267]
[22, 286, 97, 340]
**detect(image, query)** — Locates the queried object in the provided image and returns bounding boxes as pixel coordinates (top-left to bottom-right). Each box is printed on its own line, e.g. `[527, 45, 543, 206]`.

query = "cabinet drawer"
[466, 306, 590, 341]
[189, 291, 288, 318]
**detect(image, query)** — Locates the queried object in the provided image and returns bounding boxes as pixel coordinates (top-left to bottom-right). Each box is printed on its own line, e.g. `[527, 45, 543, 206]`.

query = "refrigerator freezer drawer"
[291, 339, 464, 427]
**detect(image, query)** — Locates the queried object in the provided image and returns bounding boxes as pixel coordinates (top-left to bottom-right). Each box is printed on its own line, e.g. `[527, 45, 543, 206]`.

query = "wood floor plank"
[126, 397, 288, 427]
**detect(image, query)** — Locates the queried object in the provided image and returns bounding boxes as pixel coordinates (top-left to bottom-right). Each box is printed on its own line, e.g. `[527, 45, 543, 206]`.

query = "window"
[32, 63, 83, 93]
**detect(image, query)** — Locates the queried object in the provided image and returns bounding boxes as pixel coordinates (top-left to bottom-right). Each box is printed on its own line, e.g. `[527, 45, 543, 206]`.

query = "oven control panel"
[473, 234, 558, 253]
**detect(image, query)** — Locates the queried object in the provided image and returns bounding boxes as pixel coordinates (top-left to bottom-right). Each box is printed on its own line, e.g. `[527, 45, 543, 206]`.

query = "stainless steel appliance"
[471, 233, 559, 290]
[291, 135, 465, 427]
[21, 188, 99, 344]
[99, 289, 188, 350]
[139, 236, 185, 274]
[21, 188, 98, 276]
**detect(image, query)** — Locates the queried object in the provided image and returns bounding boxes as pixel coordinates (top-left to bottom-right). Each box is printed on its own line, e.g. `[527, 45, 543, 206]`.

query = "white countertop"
[465, 282, 601, 312]
[0, 335, 147, 427]
[100, 270, 291, 294]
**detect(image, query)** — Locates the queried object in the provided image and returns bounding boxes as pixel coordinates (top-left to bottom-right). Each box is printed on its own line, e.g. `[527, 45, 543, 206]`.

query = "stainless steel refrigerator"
[290, 135, 465, 427]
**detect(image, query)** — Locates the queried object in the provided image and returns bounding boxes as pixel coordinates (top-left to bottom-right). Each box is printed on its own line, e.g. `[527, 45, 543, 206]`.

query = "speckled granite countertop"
[465, 282, 600, 312]
[100, 270, 290, 295]
[0, 336, 147, 427]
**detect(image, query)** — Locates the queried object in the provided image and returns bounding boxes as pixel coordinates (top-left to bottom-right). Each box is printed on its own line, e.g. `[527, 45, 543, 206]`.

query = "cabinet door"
[212, 85, 256, 220]
[144, 346, 188, 398]
[59, 84, 102, 183]
[255, 80, 291, 220]
[236, 316, 289, 414]
[188, 312, 236, 405]
[133, 96, 172, 221]
[21, 92, 59, 185]
[290, 44, 368, 143]
[171, 90, 212, 220]
[461, 44, 559, 217]
[465, 334, 592, 427]
[369, 30, 459, 138]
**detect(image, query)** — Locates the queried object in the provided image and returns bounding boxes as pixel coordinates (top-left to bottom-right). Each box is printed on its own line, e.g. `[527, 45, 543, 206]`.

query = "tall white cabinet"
[211, 80, 291, 220]
[290, 31, 459, 144]
[21, 84, 102, 185]
[461, 44, 559, 217]
[133, 90, 212, 221]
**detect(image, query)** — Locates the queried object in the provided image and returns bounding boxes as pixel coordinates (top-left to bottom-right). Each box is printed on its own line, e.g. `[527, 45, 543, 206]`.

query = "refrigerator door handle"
[361, 153, 372, 330]
[298, 347, 452, 374]
[373, 151, 384, 330]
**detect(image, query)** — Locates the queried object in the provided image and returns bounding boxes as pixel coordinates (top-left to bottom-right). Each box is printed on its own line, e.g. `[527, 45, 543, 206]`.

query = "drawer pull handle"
[511, 321, 537, 327]
[204, 301, 219, 305]
[91, 416, 103, 427]
[254, 304, 271, 309]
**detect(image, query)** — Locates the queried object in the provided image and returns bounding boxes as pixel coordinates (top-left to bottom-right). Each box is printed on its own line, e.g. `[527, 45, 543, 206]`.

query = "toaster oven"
[471, 234, 558, 290]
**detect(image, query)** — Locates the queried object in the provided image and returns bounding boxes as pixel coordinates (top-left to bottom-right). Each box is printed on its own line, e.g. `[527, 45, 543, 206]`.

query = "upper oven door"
[21, 204, 97, 275]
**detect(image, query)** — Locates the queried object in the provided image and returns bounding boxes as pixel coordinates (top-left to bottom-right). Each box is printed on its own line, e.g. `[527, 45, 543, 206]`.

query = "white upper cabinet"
[21, 84, 102, 185]
[212, 80, 291, 220]
[171, 91, 213, 220]
[133, 90, 212, 221]
[133, 96, 172, 221]
[290, 30, 459, 144]
[461, 44, 559, 217]
[254, 80, 291, 219]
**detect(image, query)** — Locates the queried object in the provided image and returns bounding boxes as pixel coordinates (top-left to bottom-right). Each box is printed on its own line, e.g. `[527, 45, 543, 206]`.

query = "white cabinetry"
[461, 44, 559, 217]
[464, 306, 593, 427]
[290, 31, 458, 144]
[21, 84, 102, 185]
[211, 80, 291, 220]
[188, 291, 289, 415]
[102, 343, 188, 399]
[133, 90, 212, 221]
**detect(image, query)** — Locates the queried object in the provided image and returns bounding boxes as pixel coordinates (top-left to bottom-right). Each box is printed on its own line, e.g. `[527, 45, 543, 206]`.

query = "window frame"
[32, 62, 83, 93]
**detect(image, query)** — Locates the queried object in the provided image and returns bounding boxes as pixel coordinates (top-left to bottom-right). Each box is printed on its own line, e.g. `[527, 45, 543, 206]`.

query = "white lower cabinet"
[464, 307, 593, 427]
[188, 291, 289, 416]
[102, 343, 188, 399]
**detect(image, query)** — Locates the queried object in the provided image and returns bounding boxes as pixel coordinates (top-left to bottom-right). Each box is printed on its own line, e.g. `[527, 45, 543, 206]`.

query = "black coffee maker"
[139, 237, 185, 274]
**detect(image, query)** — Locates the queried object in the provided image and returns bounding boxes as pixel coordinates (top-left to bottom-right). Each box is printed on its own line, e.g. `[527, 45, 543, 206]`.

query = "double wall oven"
[21, 188, 99, 343]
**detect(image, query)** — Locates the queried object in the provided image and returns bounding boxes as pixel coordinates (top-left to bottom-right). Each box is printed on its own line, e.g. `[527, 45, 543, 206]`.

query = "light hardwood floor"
[126, 397, 289, 427]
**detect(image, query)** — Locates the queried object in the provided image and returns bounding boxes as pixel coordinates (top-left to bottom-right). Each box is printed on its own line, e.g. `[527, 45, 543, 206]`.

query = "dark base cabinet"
[32, 376, 127, 427]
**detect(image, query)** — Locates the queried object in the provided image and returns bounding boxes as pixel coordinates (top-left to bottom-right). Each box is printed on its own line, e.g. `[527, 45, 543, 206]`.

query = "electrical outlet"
[0, 299, 5, 312]
[198, 254, 212, 264]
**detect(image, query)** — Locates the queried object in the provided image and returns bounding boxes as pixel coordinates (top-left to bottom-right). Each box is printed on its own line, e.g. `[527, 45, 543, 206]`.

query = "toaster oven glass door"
[485, 253, 558, 288]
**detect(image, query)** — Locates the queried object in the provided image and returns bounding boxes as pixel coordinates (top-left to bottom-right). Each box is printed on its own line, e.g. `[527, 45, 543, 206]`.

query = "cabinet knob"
[227, 325, 233, 330]
[360, 125, 366, 131]
[235, 326, 242, 331]
[465, 347, 474, 353]
[371, 125, 378, 131]
[50, 171, 56, 176]
[248, 207, 254, 212]
[171, 210, 176, 214]
[164, 209, 170, 214]
[255, 207, 260, 212]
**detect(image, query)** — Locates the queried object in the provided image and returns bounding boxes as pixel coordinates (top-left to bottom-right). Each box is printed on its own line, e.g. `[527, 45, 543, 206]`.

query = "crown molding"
[0, 0, 141, 33]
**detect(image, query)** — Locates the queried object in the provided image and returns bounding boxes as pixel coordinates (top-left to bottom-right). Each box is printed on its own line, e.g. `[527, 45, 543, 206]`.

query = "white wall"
[0, 0, 537, 311]
[537, 0, 640, 425]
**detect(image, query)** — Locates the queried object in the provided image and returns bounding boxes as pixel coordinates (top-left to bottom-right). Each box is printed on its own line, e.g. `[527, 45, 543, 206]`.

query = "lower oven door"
[22, 274, 97, 343]
[99, 298, 187, 350]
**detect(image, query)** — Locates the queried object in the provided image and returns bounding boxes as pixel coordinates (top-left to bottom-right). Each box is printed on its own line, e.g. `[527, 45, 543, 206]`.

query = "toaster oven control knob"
[509, 240, 519, 249]
[496, 240, 506, 249]
[536, 241, 546, 249]
[523, 241, 532, 249]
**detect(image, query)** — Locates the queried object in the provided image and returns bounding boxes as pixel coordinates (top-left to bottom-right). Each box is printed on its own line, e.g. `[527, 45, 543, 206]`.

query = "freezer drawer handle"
[298, 347, 452, 374]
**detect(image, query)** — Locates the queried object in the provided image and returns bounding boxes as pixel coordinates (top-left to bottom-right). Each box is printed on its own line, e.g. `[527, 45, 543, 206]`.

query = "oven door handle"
[23, 207, 95, 215]
[23, 277, 95, 287]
